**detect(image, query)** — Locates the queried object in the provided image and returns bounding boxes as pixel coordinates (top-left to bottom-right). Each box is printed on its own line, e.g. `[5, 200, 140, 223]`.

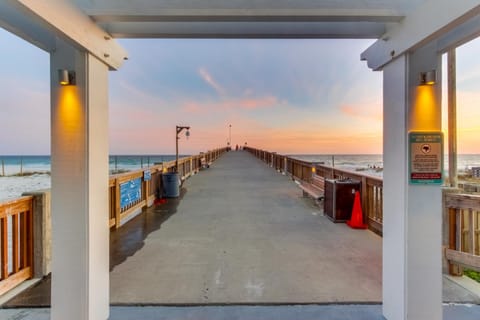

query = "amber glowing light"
[411, 85, 439, 131]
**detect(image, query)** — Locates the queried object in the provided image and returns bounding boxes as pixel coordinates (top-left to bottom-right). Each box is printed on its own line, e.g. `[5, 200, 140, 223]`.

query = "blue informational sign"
[120, 178, 142, 208]
[144, 169, 151, 181]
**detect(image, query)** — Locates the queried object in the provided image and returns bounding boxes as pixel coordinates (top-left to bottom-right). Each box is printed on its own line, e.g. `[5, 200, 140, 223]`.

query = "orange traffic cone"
[347, 191, 367, 229]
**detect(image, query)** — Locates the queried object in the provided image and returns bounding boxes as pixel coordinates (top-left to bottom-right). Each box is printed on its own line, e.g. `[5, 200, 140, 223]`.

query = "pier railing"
[0, 147, 227, 294]
[0, 196, 33, 296]
[109, 147, 227, 229]
[245, 147, 384, 235]
[445, 193, 480, 274]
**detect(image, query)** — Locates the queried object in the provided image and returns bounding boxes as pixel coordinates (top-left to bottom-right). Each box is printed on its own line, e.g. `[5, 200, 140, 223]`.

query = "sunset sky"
[0, 28, 478, 155]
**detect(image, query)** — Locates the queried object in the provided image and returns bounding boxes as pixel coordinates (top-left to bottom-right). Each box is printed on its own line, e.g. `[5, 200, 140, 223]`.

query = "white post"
[50, 39, 110, 320]
[382, 43, 442, 320]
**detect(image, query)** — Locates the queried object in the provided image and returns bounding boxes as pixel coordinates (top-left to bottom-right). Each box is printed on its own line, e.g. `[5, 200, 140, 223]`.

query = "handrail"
[0, 147, 227, 294]
[108, 147, 228, 228]
[245, 146, 384, 235]
[0, 196, 34, 296]
[445, 193, 480, 273]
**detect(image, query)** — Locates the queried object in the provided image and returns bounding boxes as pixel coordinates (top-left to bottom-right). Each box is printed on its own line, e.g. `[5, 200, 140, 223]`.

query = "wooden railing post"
[448, 207, 463, 275]
[1, 217, 7, 280]
[361, 176, 367, 223]
[114, 178, 121, 229]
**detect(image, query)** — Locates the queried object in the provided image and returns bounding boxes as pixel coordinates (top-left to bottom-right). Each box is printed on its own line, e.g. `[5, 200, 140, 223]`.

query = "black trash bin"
[161, 172, 180, 198]
[324, 178, 361, 222]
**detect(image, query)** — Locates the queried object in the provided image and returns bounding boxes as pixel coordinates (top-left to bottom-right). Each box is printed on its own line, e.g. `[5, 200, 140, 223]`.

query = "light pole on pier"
[229, 124, 232, 148]
[176, 125, 190, 172]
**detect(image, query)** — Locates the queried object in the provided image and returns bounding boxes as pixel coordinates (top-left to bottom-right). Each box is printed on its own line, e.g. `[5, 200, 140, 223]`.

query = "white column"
[383, 43, 442, 320]
[50, 40, 110, 320]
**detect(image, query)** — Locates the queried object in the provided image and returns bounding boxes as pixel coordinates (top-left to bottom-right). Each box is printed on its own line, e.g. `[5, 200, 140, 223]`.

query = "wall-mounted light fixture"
[419, 70, 436, 86]
[58, 69, 76, 86]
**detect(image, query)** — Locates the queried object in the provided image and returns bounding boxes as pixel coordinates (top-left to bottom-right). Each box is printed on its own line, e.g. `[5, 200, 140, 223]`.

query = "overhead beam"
[0, 1, 56, 52]
[361, 0, 480, 70]
[90, 8, 404, 23]
[3, 0, 128, 70]
[100, 21, 386, 39]
[437, 14, 480, 53]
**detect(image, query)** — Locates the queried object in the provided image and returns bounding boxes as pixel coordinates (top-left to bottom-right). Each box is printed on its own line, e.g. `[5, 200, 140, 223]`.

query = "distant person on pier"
[235, 144, 239, 151]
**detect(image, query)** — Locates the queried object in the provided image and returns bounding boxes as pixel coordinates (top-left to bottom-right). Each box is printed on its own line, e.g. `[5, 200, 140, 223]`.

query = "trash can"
[162, 172, 180, 198]
[324, 178, 361, 222]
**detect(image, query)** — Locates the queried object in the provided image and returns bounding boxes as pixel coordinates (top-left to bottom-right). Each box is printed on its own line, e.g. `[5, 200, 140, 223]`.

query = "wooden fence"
[246, 147, 383, 235]
[445, 193, 480, 273]
[0, 196, 33, 296]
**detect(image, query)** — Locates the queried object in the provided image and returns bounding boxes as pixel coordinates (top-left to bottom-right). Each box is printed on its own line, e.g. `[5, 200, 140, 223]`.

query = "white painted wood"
[86, 53, 110, 320]
[75, 0, 419, 16]
[382, 54, 407, 320]
[5, 0, 127, 69]
[49, 0, 424, 39]
[50, 39, 109, 320]
[382, 42, 443, 320]
[96, 21, 386, 39]
[361, 1, 480, 70]
[407, 42, 443, 320]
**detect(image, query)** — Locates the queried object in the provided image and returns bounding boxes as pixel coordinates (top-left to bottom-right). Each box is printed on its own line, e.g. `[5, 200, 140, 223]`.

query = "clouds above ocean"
[1, 28, 479, 155]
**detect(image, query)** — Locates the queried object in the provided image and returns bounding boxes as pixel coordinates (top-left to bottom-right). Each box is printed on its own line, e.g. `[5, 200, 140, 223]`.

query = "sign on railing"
[144, 169, 151, 181]
[120, 178, 142, 209]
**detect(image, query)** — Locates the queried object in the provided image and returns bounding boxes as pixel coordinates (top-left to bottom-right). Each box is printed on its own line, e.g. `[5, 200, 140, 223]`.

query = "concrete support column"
[383, 43, 442, 320]
[50, 40, 110, 320]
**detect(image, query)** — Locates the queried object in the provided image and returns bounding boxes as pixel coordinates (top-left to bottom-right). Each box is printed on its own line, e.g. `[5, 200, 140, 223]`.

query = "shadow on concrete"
[110, 188, 185, 270]
[1, 189, 185, 308]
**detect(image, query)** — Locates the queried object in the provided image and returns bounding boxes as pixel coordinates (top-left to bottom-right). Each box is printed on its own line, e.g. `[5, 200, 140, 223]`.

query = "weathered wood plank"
[0, 267, 32, 296]
[445, 248, 480, 272]
[119, 200, 147, 224]
[12, 214, 19, 273]
[1, 218, 8, 280]
[0, 196, 33, 218]
[445, 194, 480, 210]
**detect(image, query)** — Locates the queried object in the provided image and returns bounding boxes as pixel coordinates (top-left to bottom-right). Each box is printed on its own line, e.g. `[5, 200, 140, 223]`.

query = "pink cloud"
[237, 96, 278, 110]
[198, 67, 226, 96]
[181, 95, 278, 113]
[340, 103, 383, 121]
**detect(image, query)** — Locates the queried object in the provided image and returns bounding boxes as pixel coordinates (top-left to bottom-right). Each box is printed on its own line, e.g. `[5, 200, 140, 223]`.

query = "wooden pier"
[1, 149, 479, 307]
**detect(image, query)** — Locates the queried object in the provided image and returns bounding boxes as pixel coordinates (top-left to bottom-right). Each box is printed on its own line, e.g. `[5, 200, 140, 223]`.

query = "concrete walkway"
[2, 150, 479, 313]
[109, 150, 383, 304]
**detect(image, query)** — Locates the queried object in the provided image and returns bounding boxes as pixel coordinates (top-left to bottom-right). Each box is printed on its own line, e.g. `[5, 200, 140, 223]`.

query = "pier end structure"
[50, 40, 111, 320]
[362, 3, 480, 320]
[0, 2, 126, 319]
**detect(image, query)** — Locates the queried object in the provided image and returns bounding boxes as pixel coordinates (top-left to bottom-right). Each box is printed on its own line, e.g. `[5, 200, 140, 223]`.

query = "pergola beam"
[1, 0, 127, 70]
[361, 0, 480, 70]
[89, 8, 404, 23]
[100, 21, 387, 39]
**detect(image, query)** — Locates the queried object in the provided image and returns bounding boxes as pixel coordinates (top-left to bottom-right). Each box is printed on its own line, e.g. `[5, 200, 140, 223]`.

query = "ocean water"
[0, 155, 179, 176]
[1, 154, 479, 202]
[0, 155, 178, 201]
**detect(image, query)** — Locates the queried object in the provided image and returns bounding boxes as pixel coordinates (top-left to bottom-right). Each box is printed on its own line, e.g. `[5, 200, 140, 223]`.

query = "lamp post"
[229, 124, 232, 148]
[176, 125, 190, 172]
